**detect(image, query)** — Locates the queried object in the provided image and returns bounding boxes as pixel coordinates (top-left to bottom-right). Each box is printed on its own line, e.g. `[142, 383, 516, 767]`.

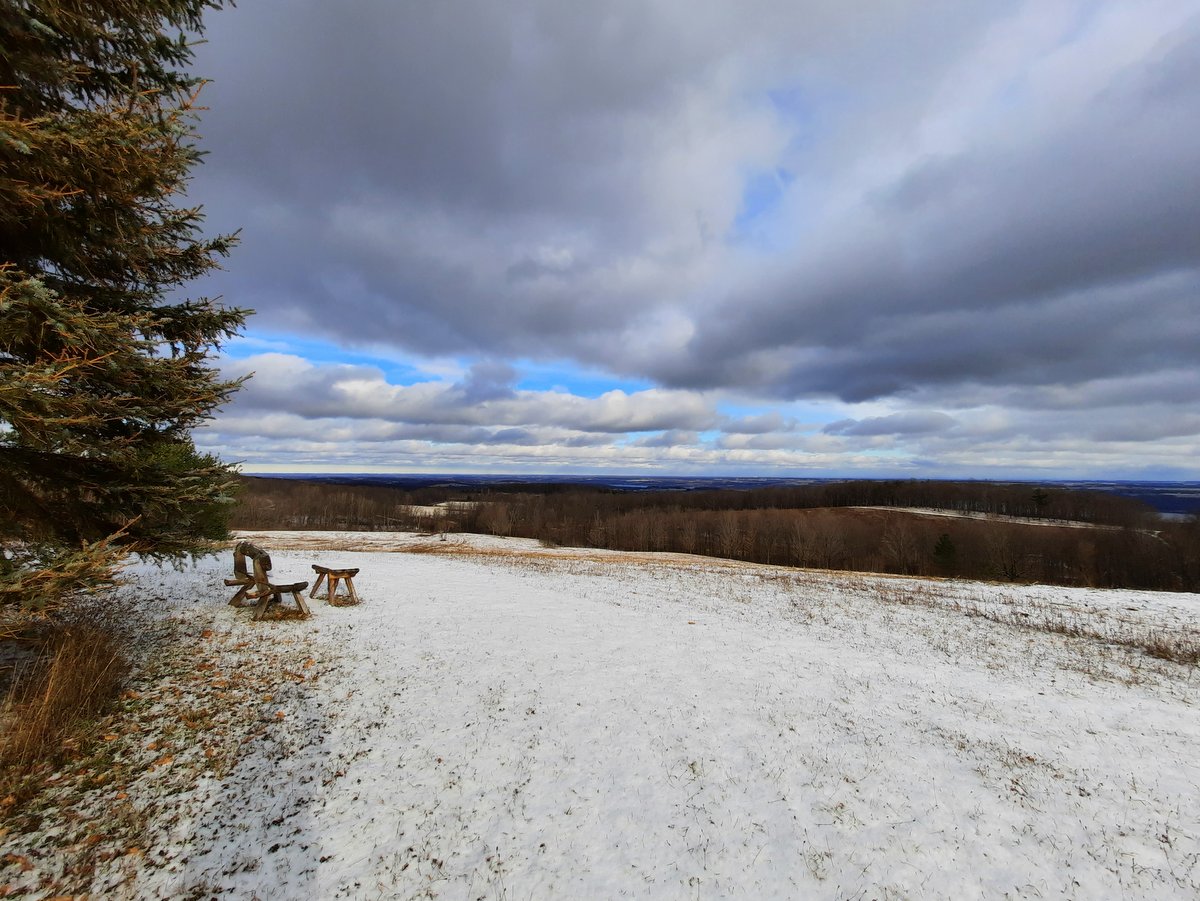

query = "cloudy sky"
[187, 0, 1200, 478]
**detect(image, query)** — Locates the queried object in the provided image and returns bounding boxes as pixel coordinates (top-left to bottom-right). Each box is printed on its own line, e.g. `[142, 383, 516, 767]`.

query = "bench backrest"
[233, 540, 273, 586]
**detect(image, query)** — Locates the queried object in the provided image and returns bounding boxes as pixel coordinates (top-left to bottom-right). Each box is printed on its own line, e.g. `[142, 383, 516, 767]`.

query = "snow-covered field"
[4, 531, 1199, 899]
[848, 506, 1124, 530]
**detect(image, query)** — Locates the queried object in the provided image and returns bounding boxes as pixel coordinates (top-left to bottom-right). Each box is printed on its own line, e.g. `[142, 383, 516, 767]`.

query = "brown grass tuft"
[1143, 630, 1200, 666]
[399, 539, 469, 555]
[0, 622, 128, 794]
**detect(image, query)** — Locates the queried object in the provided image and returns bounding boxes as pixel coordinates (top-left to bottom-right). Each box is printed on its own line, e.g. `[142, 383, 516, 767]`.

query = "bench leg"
[252, 590, 275, 621]
[293, 590, 311, 617]
[345, 578, 359, 604]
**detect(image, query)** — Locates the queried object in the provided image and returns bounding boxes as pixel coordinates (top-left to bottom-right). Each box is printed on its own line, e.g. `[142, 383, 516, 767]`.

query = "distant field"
[230, 477, 1200, 592]
[253, 473, 1200, 517]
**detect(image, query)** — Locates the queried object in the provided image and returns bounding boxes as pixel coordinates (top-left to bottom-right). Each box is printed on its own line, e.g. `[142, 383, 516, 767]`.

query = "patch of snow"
[848, 506, 1125, 530]
[4, 533, 1198, 899]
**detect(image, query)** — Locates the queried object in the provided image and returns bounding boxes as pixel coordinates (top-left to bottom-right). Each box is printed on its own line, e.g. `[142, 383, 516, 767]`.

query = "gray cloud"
[457, 361, 518, 404]
[634, 430, 703, 448]
[719, 411, 795, 434]
[190, 0, 1002, 358]
[188, 1, 1200, 475]
[824, 412, 957, 437]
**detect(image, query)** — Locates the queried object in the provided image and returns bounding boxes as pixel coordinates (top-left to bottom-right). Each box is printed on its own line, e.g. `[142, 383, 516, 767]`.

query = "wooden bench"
[224, 541, 311, 621]
[310, 565, 360, 605]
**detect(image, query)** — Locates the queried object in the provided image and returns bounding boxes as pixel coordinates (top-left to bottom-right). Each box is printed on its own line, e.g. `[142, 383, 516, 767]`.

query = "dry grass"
[0, 621, 128, 797]
[1143, 630, 1200, 666]
[399, 539, 471, 555]
[966, 603, 1200, 667]
[852, 577, 1200, 669]
[257, 606, 311, 619]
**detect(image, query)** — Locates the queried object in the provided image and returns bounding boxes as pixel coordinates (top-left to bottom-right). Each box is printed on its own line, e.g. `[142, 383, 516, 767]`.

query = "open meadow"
[2, 532, 1198, 899]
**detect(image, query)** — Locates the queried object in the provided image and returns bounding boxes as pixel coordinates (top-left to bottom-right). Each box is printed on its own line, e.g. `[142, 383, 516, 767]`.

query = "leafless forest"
[230, 478, 1200, 592]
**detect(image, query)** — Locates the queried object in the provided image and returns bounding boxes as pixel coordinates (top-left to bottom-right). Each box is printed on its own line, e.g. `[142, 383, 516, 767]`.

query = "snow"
[4, 531, 1199, 899]
[848, 506, 1124, 530]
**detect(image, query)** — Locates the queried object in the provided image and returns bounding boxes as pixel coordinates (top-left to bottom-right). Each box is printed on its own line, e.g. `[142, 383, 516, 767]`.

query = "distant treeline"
[230, 477, 1200, 592]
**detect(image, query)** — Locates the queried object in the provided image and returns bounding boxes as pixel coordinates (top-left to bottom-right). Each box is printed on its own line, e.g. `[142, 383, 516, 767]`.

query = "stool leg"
[346, 578, 359, 604]
[310, 572, 326, 598]
[328, 575, 340, 601]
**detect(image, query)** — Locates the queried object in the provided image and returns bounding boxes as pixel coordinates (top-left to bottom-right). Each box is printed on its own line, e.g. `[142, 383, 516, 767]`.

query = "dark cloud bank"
[190, 1, 1200, 475]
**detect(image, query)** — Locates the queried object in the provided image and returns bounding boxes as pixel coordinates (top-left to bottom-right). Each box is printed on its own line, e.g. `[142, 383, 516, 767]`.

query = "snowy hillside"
[4, 532, 1199, 899]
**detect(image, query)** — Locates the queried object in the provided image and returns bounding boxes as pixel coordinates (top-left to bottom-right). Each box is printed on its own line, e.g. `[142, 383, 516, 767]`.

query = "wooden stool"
[310, 565, 360, 605]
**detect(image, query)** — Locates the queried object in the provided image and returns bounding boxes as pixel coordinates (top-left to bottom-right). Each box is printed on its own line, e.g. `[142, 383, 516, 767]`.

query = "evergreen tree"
[932, 532, 957, 574]
[0, 0, 245, 608]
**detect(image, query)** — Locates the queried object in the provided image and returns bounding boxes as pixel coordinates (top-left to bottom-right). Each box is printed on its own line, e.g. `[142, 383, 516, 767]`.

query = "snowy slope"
[4, 532, 1199, 899]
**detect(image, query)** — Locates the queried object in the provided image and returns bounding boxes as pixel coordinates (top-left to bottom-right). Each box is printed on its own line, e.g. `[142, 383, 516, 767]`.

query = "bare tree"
[717, 512, 743, 558]
[881, 516, 920, 574]
[480, 502, 512, 537]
